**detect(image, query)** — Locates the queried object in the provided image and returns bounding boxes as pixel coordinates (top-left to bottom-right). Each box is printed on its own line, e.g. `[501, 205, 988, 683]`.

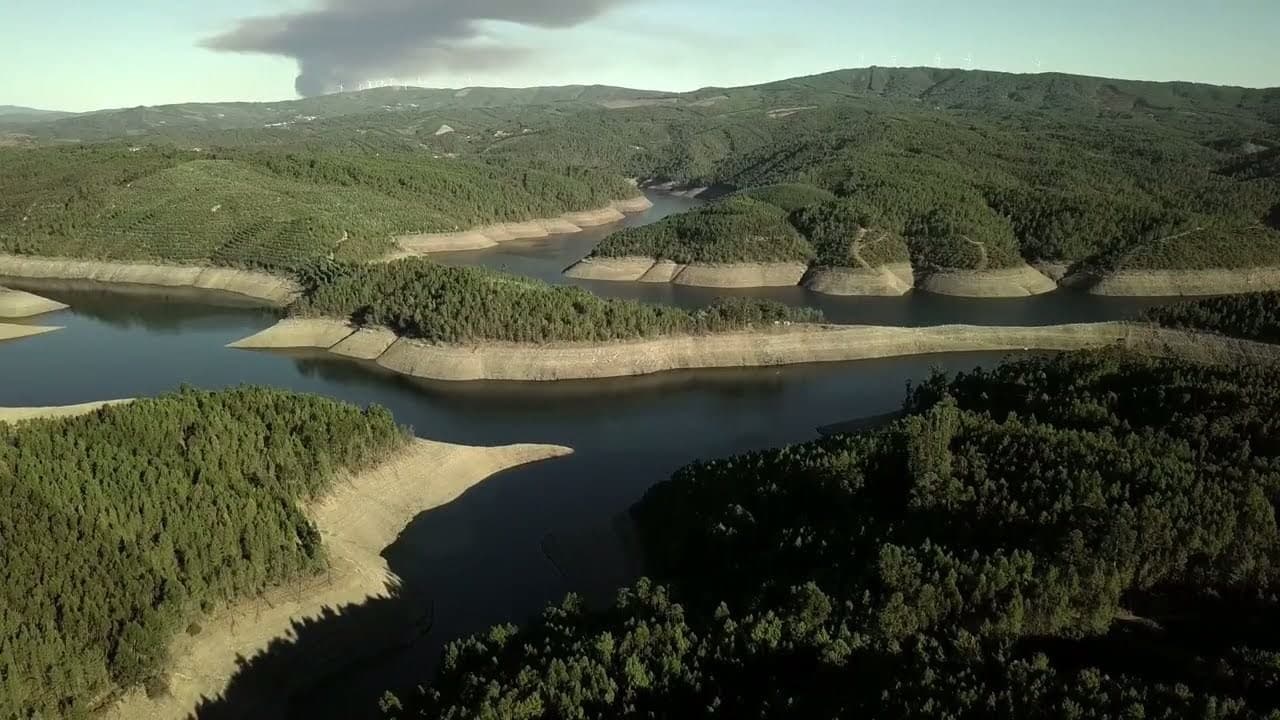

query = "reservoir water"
[0, 192, 1165, 718]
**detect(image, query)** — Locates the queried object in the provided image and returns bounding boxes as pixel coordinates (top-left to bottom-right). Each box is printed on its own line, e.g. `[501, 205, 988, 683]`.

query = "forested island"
[385, 350, 1280, 717]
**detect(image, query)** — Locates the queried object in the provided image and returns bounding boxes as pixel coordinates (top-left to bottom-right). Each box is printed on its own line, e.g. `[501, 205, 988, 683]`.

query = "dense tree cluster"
[387, 352, 1280, 718]
[0, 387, 407, 718]
[0, 144, 639, 271]
[1146, 291, 1280, 344]
[591, 196, 814, 265]
[294, 258, 821, 344]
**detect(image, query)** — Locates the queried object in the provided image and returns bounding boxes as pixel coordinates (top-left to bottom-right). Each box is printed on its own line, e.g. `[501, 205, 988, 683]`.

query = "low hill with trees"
[293, 258, 821, 344]
[0, 387, 407, 718]
[385, 351, 1280, 718]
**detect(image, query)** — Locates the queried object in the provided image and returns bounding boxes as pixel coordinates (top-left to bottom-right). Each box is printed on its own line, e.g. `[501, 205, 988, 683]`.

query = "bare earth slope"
[229, 319, 1280, 382]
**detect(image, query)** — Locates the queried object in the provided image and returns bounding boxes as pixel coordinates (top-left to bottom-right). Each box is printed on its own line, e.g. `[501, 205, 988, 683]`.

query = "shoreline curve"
[0, 254, 299, 307]
[0, 286, 68, 318]
[0, 322, 62, 343]
[1063, 267, 1280, 296]
[0, 399, 132, 423]
[103, 438, 573, 719]
[229, 318, 1280, 383]
[391, 196, 654, 257]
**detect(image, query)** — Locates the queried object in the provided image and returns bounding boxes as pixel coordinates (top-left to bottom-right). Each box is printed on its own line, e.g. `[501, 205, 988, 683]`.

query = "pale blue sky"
[3, 0, 1278, 112]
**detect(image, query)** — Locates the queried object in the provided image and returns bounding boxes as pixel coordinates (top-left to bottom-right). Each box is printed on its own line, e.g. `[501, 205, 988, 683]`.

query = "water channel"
[0, 191, 1163, 717]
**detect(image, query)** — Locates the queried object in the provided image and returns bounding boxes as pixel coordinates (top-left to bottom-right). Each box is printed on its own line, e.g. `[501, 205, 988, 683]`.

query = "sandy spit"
[0, 255, 299, 306]
[0, 322, 62, 343]
[0, 399, 131, 423]
[229, 319, 1280, 383]
[390, 196, 652, 257]
[563, 256, 809, 288]
[0, 286, 68, 318]
[103, 438, 573, 720]
[802, 263, 915, 296]
[917, 264, 1059, 297]
[1062, 267, 1280, 296]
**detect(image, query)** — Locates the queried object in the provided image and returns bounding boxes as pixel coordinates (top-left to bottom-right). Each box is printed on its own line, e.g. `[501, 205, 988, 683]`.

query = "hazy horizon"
[4, 0, 1279, 112]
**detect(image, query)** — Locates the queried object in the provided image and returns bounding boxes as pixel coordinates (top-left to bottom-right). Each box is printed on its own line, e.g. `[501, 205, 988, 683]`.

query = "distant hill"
[11, 67, 1278, 143]
[0, 105, 75, 124]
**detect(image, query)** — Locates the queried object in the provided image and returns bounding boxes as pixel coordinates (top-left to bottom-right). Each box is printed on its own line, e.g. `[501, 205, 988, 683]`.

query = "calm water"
[0, 192, 1166, 717]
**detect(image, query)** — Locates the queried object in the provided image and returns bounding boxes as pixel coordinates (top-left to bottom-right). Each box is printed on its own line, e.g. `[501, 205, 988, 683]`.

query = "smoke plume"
[203, 0, 634, 96]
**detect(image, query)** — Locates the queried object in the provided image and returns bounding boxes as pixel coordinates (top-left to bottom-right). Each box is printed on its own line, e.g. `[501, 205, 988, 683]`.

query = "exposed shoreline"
[0, 322, 61, 343]
[103, 438, 573, 720]
[916, 263, 1059, 298]
[0, 286, 68, 318]
[228, 318, 1280, 383]
[1063, 266, 1280, 296]
[563, 256, 809, 287]
[802, 263, 915, 296]
[0, 399, 131, 423]
[0, 254, 300, 307]
[390, 196, 654, 257]
[563, 256, 1059, 297]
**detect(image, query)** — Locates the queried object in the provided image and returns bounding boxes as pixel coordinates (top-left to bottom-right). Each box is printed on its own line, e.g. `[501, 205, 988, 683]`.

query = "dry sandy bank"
[917, 264, 1059, 297]
[103, 438, 572, 720]
[0, 255, 299, 306]
[802, 263, 915, 296]
[0, 286, 68, 318]
[562, 256, 809, 288]
[391, 197, 652, 256]
[228, 318, 1280, 383]
[0, 322, 61, 343]
[1062, 267, 1280, 296]
[0, 399, 131, 423]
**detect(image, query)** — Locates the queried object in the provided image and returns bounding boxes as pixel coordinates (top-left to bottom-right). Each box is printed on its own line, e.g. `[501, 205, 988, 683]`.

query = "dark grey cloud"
[203, 0, 634, 96]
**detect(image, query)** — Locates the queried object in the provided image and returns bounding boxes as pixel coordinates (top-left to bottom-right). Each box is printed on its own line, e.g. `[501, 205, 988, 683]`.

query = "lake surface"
[0, 192, 1170, 718]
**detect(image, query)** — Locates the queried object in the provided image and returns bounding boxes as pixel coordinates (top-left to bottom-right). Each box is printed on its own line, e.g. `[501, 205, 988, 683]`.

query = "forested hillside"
[0, 388, 406, 718]
[579, 104, 1280, 273]
[0, 145, 637, 271]
[1148, 291, 1280, 343]
[293, 258, 820, 343]
[387, 351, 1280, 718]
[4, 68, 1278, 277]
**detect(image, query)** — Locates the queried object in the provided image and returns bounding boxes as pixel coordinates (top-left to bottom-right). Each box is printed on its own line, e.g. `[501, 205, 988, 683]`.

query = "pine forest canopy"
[0, 388, 407, 718]
[389, 351, 1280, 718]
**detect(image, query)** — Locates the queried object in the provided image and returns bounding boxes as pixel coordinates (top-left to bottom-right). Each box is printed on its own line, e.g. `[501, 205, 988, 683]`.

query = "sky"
[3, 0, 1278, 112]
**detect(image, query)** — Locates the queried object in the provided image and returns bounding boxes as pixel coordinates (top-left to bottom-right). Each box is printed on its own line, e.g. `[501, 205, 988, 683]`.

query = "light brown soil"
[229, 319, 1280, 383]
[0, 286, 68, 318]
[389, 197, 651, 257]
[0, 255, 299, 306]
[0, 322, 61, 343]
[802, 263, 914, 296]
[0, 399, 130, 423]
[918, 264, 1059, 297]
[1063, 267, 1280, 296]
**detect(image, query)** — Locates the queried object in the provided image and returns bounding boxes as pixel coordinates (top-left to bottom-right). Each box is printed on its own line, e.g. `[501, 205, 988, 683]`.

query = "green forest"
[1148, 291, 1280, 343]
[5, 68, 1277, 279]
[386, 351, 1280, 718]
[0, 388, 406, 718]
[0, 144, 639, 272]
[293, 258, 821, 344]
